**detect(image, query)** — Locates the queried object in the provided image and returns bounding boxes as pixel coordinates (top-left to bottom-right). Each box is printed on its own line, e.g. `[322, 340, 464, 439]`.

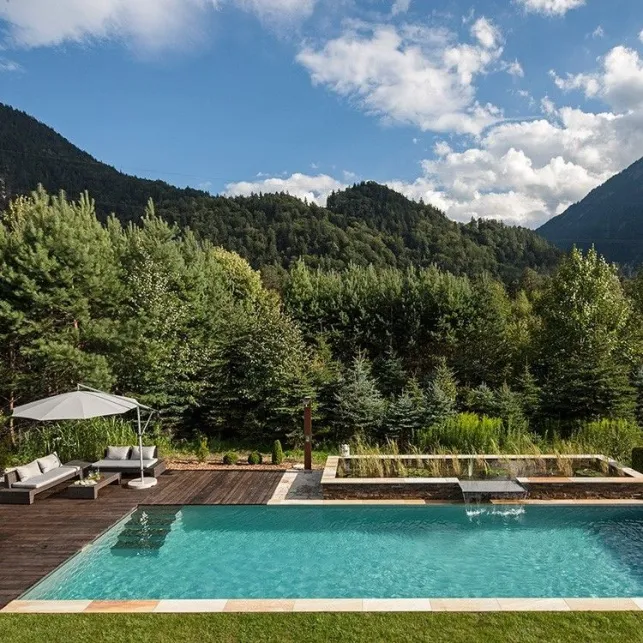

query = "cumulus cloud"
[297, 17, 506, 135]
[552, 46, 643, 111]
[224, 173, 346, 205]
[0, 0, 315, 50]
[639, 29, 643, 43]
[515, 0, 586, 16]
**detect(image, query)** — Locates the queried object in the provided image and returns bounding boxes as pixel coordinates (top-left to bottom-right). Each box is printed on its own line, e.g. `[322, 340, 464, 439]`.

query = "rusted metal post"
[303, 397, 312, 471]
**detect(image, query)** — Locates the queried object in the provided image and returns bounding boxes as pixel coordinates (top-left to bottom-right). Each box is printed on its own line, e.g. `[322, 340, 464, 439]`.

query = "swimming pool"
[23, 505, 643, 600]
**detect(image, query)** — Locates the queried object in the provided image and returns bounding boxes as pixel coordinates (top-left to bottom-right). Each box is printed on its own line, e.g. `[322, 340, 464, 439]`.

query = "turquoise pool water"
[23, 505, 643, 599]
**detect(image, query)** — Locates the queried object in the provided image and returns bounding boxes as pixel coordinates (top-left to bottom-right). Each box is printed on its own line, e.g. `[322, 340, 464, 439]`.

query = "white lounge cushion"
[93, 458, 158, 470]
[12, 466, 79, 489]
[37, 453, 62, 473]
[106, 446, 131, 460]
[16, 460, 41, 482]
[130, 446, 156, 460]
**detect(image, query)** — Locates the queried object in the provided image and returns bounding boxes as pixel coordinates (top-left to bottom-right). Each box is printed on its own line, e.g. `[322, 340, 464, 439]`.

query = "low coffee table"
[67, 471, 122, 500]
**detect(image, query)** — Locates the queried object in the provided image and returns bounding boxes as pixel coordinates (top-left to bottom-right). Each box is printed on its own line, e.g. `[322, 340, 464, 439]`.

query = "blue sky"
[1, 0, 643, 228]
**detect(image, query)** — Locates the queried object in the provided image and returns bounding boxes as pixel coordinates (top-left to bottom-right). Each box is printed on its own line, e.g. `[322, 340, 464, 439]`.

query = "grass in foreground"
[2, 613, 643, 643]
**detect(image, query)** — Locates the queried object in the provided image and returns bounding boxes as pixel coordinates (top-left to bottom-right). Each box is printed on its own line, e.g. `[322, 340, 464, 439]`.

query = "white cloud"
[234, 0, 316, 24]
[0, 59, 23, 72]
[297, 18, 506, 135]
[552, 46, 643, 111]
[515, 0, 586, 16]
[0, 0, 213, 50]
[0, 0, 315, 50]
[471, 17, 501, 49]
[391, 0, 412, 16]
[224, 173, 346, 205]
[639, 29, 643, 43]
[590, 26, 605, 39]
[503, 60, 525, 77]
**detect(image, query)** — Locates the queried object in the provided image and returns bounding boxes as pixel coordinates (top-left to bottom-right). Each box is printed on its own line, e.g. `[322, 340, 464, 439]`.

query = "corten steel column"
[303, 397, 312, 471]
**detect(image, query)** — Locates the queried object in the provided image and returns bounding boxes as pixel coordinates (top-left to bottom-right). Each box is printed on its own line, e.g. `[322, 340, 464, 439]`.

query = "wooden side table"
[67, 471, 122, 500]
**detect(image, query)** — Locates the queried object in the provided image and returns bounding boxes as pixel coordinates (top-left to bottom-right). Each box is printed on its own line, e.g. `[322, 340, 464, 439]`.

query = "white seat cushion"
[12, 466, 79, 489]
[130, 446, 156, 460]
[93, 458, 158, 470]
[16, 460, 41, 482]
[37, 453, 62, 473]
[106, 446, 131, 460]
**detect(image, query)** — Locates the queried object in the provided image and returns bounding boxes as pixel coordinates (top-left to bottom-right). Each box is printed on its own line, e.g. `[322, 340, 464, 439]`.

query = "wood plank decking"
[0, 470, 283, 609]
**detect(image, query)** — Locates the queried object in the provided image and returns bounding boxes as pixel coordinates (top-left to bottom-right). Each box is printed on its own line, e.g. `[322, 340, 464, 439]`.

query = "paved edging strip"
[4, 598, 643, 613]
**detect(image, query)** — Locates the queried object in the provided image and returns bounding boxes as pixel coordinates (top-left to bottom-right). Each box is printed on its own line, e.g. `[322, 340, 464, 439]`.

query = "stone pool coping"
[5, 598, 643, 613]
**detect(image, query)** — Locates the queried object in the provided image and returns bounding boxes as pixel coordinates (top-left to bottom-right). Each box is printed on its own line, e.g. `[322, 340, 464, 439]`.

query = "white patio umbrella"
[13, 384, 158, 490]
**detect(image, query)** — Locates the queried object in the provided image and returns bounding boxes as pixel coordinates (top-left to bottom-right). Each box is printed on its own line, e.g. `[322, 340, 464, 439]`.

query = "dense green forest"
[0, 103, 561, 285]
[1, 190, 642, 464]
[539, 156, 643, 266]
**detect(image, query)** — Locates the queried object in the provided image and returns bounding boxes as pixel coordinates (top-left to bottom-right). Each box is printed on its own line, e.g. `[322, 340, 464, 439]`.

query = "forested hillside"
[538, 156, 643, 266]
[1, 190, 642, 466]
[0, 103, 560, 283]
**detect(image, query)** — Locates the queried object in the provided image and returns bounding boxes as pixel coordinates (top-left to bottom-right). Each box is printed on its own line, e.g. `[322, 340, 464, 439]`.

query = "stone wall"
[322, 481, 462, 501]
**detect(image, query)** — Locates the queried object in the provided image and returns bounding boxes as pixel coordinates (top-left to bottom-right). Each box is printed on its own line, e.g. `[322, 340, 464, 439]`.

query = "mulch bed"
[167, 459, 294, 471]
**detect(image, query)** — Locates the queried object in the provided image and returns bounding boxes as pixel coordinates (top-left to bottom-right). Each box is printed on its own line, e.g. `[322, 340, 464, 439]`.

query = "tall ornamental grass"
[10, 417, 170, 464]
[418, 413, 536, 454]
[570, 418, 641, 465]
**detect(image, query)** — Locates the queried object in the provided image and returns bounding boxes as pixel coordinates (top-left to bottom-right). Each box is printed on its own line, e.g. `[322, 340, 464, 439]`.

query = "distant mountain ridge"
[538, 157, 643, 265]
[0, 102, 561, 283]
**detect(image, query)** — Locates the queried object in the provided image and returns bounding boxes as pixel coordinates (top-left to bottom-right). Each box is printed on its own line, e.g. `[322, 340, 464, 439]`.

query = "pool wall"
[322, 455, 643, 500]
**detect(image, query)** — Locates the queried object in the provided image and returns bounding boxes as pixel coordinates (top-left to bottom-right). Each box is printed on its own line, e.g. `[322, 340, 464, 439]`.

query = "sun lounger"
[92, 446, 166, 478]
[0, 454, 89, 504]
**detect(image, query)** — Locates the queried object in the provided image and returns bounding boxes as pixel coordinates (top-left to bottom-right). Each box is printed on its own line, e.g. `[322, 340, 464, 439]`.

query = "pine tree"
[516, 364, 541, 422]
[465, 383, 497, 417]
[425, 359, 458, 426]
[374, 349, 407, 397]
[383, 378, 426, 444]
[332, 353, 385, 443]
[495, 382, 527, 431]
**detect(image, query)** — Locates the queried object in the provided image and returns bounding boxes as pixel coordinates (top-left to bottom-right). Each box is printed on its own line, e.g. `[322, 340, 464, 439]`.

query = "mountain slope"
[538, 157, 643, 265]
[0, 102, 561, 282]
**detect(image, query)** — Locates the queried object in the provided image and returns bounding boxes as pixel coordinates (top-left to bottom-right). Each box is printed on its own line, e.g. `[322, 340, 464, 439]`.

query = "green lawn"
[2, 613, 643, 643]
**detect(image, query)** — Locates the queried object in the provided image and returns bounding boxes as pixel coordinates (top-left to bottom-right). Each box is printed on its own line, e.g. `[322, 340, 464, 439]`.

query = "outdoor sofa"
[0, 454, 87, 505]
[92, 446, 166, 478]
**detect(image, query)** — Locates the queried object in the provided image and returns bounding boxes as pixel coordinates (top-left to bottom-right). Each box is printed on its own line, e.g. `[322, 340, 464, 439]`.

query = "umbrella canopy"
[12, 390, 147, 421]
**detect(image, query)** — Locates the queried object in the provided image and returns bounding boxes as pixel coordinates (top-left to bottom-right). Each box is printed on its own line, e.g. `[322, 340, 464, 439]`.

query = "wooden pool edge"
[4, 597, 643, 613]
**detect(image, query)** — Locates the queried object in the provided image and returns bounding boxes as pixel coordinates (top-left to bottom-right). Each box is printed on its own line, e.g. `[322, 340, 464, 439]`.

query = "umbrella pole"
[127, 406, 158, 490]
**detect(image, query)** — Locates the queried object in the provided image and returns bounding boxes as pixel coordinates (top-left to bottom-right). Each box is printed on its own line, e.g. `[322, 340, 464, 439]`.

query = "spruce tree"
[425, 359, 458, 426]
[383, 378, 426, 444]
[332, 353, 385, 443]
[516, 364, 541, 422]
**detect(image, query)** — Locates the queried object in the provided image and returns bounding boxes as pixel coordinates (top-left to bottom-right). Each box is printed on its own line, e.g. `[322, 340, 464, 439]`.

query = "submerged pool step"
[111, 508, 180, 555]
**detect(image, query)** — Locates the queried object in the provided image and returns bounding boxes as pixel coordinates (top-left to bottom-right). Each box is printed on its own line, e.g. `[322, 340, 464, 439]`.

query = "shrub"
[272, 440, 284, 465]
[632, 447, 643, 474]
[222, 451, 238, 465]
[573, 418, 642, 464]
[248, 451, 262, 465]
[195, 437, 209, 463]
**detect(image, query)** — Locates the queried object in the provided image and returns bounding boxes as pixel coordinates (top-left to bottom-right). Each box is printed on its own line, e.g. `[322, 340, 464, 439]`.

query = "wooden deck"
[0, 470, 284, 609]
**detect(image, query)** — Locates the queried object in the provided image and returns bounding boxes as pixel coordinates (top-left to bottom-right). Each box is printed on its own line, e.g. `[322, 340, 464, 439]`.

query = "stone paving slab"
[5, 598, 643, 613]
